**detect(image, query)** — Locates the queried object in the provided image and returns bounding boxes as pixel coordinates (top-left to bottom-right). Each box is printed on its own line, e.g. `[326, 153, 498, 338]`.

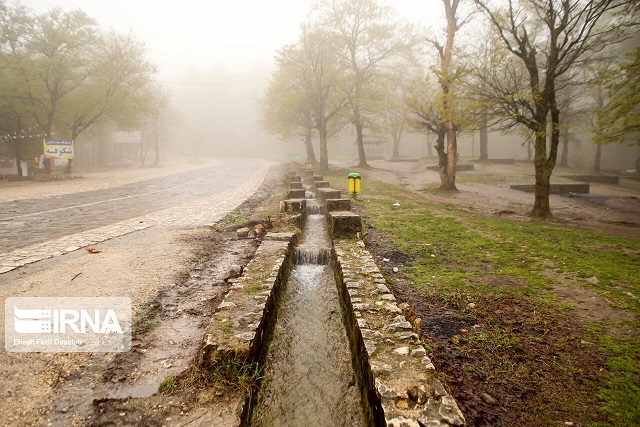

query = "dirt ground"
[0, 162, 288, 427]
[0, 159, 637, 426]
[364, 159, 640, 239]
[357, 159, 640, 426]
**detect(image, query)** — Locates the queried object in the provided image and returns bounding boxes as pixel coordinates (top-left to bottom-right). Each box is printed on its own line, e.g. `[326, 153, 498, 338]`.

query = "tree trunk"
[434, 127, 448, 186]
[593, 143, 602, 173]
[355, 114, 368, 168]
[479, 115, 489, 161]
[304, 128, 317, 164]
[532, 126, 552, 218]
[154, 131, 161, 166]
[532, 91, 560, 218]
[319, 123, 329, 171]
[13, 139, 23, 178]
[438, 0, 458, 190]
[444, 124, 458, 190]
[392, 137, 400, 160]
[559, 128, 569, 167]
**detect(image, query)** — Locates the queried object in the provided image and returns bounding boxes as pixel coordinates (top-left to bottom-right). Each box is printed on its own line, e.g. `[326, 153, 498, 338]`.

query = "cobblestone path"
[0, 159, 269, 274]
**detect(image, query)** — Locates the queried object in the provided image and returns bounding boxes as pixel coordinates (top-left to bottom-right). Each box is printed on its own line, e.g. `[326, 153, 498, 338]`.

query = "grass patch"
[133, 301, 163, 334]
[160, 349, 262, 395]
[332, 174, 640, 426]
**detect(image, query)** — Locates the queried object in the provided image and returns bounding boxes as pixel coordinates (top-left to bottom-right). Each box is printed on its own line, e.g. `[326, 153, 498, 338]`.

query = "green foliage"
[0, 1, 161, 168]
[593, 47, 640, 146]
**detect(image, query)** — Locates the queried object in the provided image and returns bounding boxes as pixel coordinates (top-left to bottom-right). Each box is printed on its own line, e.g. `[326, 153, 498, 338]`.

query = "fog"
[19, 1, 446, 164]
[18, 0, 639, 170]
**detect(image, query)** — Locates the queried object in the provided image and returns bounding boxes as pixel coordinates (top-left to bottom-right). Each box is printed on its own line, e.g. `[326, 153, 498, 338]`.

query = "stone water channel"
[251, 199, 366, 426]
[200, 170, 466, 427]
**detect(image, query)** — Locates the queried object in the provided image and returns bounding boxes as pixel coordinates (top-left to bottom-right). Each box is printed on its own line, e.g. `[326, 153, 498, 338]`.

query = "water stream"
[251, 200, 366, 426]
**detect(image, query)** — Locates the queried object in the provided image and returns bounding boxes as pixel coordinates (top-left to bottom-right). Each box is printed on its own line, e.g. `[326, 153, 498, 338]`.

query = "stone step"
[325, 199, 351, 212]
[288, 189, 306, 199]
[317, 188, 342, 201]
[329, 211, 362, 238]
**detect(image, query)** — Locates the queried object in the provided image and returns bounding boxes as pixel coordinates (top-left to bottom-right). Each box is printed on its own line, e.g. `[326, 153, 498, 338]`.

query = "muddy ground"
[358, 160, 639, 427]
[0, 163, 291, 427]
[1, 159, 637, 426]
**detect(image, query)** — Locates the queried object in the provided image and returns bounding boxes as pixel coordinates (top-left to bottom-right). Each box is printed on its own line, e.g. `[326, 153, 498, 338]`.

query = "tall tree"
[593, 46, 640, 148]
[313, 0, 418, 168]
[58, 32, 157, 172]
[431, 0, 469, 189]
[475, 0, 635, 217]
[264, 25, 347, 170]
[406, 73, 447, 163]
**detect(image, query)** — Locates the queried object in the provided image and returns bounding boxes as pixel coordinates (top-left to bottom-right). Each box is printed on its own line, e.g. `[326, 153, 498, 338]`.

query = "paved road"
[0, 159, 269, 273]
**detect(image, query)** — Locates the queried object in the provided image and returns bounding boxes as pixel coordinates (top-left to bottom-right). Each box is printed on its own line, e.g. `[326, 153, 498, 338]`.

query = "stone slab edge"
[334, 240, 466, 427]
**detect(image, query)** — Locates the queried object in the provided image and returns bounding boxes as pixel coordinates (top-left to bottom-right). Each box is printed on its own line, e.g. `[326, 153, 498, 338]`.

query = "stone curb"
[200, 232, 297, 368]
[334, 240, 466, 427]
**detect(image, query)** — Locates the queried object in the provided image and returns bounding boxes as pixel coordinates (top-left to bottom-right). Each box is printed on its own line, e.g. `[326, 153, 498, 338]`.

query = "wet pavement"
[0, 159, 269, 273]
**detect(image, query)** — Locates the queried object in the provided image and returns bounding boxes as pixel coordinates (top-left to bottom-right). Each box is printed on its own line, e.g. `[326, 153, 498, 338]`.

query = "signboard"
[43, 140, 74, 159]
[111, 131, 141, 144]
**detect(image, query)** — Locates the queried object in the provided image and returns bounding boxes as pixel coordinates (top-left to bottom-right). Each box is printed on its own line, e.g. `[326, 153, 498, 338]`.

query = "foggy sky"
[21, 0, 441, 81]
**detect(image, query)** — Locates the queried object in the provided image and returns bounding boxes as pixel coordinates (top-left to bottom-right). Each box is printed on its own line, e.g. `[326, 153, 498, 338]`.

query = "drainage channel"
[251, 199, 366, 426]
[202, 171, 465, 427]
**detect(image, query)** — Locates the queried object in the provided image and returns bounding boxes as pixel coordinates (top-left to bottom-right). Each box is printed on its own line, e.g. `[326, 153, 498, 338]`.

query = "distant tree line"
[0, 1, 167, 174]
[263, 0, 638, 218]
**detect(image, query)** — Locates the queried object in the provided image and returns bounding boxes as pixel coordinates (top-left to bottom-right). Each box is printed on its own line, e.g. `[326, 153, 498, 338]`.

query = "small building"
[0, 157, 28, 178]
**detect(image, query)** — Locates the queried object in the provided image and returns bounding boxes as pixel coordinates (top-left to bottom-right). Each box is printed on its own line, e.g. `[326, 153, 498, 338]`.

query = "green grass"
[323, 172, 640, 426]
[159, 349, 262, 395]
[133, 302, 163, 334]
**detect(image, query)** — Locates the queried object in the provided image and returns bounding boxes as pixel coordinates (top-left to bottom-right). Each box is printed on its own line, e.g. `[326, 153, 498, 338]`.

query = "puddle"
[252, 212, 366, 426]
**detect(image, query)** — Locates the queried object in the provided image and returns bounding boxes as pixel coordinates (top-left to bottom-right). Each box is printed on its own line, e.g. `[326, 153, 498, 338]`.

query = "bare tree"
[474, 0, 635, 217]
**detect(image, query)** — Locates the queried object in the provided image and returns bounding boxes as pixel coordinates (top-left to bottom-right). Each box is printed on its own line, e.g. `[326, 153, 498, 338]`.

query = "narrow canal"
[251, 200, 366, 426]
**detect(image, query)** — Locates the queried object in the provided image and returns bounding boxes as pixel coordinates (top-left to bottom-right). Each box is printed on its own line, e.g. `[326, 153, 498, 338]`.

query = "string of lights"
[0, 126, 55, 142]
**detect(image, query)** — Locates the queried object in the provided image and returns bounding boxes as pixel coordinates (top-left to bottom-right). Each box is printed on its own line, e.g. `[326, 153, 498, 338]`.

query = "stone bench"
[562, 175, 619, 185]
[510, 184, 590, 194]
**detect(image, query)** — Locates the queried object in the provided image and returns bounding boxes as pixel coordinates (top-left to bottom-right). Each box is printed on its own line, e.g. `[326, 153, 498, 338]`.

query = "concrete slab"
[317, 188, 342, 201]
[329, 211, 362, 238]
[510, 184, 590, 194]
[288, 189, 306, 199]
[280, 199, 306, 213]
[326, 199, 351, 212]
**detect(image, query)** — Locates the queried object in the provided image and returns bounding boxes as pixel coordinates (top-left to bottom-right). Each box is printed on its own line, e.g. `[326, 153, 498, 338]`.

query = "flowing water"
[252, 210, 365, 426]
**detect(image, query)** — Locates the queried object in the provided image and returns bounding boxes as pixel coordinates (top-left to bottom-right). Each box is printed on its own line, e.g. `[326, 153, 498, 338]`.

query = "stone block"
[288, 189, 306, 199]
[289, 181, 303, 189]
[317, 188, 341, 201]
[510, 184, 590, 194]
[563, 175, 619, 184]
[290, 175, 301, 182]
[330, 211, 362, 238]
[280, 199, 306, 213]
[314, 180, 330, 189]
[313, 175, 323, 181]
[326, 199, 351, 212]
